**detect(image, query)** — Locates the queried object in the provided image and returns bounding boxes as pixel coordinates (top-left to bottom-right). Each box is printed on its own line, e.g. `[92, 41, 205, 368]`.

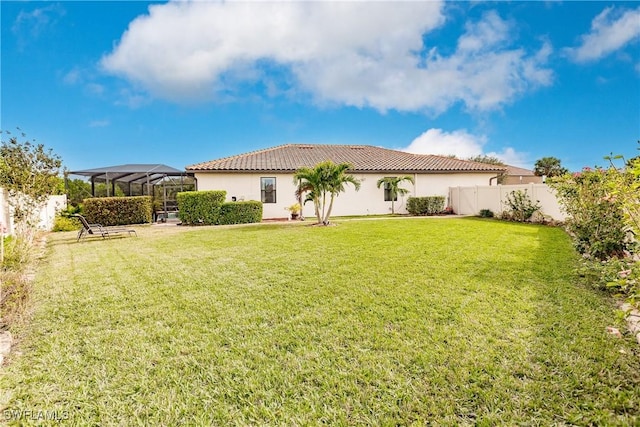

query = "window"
[261, 177, 276, 203]
[383, 178, 397, 202]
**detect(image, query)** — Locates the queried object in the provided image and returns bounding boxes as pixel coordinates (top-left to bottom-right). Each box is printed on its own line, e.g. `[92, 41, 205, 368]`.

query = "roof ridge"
[286, 143, 371, 148]
[421, 153, 507, 169]
[187, 144, 292, 169]
[187, 143, 379, 169]
[186, 143, 508, 172]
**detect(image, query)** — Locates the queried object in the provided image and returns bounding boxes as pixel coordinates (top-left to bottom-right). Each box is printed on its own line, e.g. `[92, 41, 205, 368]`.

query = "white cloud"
[486, 147, 529, 168]
[114, 89, 149, 109]
[402, 128, 529, 167]
[63, 68, 82, 85]
[402, 128, 486, 158]
[566, 6, 640, 63]
[85, 83, 105, 96]
[62, 68, 106, 97]
[13, 4, 65, 36]
[101, 2, 552, 113]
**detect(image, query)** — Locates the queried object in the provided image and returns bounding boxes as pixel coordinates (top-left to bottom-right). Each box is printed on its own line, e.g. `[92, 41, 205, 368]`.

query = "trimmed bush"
[407, 196, 446, 215]
[177, 191, 226, 225]
[218, 201, 263, 225]
[83, 196, 152, 226]
[479, 209, 494, 218]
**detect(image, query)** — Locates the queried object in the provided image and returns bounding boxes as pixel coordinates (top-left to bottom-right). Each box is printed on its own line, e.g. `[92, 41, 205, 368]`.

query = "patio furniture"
[73, 214, 137, 242]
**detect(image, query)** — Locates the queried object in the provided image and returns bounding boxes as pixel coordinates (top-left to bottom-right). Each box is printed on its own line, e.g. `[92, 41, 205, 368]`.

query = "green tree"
[0, 132, 62, 241]
[294, 161, 361, 225]
[534, 156, 568, 177]
[467, 154, 504, 165]
[65, 177, 93, 206]
[376, 176, 414, 214]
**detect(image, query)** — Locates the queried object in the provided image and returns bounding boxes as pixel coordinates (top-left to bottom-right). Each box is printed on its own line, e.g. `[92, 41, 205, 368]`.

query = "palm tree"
[376, 176, 414, 214]
[294, 166, 324, 223]
[323, 162, 361, 224]
[294, 161, 361, 225]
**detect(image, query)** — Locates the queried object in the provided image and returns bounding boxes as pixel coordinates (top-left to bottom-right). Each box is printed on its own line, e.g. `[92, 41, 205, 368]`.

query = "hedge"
[218, 201, 263, 225]
[176, 191, 227, 225]
[406, 196, 446, 215]
[83, 196, 153, 226]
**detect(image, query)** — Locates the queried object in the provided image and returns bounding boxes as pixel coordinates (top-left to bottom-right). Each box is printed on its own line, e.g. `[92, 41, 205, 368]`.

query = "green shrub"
[501, 190, 541, 222]
[58, 204, 83, 218]
[549, 150, 640, 309]
[177, 191, 226, 225]
[407, 196, 446, 215]
[83, 196, 153, 226]
[218, 201, 263, 225]
[1, 235, 32, 272]
[549, 168, 631, 260]
[479, 209, 494, 218]
[52, 216, 81, 232]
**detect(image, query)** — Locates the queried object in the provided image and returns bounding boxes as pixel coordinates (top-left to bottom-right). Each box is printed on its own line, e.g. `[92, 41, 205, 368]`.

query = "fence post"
[529, 183, 535, 202]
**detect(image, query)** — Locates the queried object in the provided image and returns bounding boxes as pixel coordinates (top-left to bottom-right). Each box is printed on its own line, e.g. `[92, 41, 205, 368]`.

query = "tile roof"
[505, 165, 536, 176]
[187, 144, 506, 173]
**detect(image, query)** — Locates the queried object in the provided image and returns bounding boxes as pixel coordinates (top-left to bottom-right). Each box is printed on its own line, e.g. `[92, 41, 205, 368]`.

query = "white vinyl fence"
[0, 188, 9, 235]
[0, 188, 66, 235]
[449, 184, 566, 221]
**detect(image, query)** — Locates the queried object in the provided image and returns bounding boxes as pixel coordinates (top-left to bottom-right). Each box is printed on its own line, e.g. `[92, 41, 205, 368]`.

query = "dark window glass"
[261, 177, 276, 203]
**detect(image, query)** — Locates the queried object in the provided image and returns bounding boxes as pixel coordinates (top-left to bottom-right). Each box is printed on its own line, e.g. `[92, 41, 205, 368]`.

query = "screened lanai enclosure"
[68, 164, 195, 221]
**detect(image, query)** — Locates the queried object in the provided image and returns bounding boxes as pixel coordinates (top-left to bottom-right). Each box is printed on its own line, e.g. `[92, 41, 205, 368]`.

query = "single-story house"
[502, 165, 543, 185]
[186, 144, 506, 219]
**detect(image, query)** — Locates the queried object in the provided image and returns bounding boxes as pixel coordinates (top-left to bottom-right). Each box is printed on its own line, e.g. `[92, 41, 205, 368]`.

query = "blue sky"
[1, 1, 639, 173]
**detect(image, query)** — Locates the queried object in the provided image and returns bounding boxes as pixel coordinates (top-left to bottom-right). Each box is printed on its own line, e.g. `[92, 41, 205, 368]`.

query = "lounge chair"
[73, 214, 137, 241]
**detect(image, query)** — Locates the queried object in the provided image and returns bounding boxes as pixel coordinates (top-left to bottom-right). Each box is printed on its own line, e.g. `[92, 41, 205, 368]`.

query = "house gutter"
[489, 167, 507, 186]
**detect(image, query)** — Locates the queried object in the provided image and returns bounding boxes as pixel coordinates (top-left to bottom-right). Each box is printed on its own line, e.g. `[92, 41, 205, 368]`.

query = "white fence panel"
[0, 188, 10, 235]
[0, 188, 66, 235]
[37, 195, 67, 230]
[449, 184, 566, 220]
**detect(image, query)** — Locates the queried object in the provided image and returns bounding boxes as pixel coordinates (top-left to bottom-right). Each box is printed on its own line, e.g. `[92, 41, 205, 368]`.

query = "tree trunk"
[314, 198, 322, 224]
[323, 193, 336, 224]
[321, 192, 327, 222]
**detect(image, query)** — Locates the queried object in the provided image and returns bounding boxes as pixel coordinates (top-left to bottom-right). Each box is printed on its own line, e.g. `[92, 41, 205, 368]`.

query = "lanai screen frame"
[68, 164, 194, 216]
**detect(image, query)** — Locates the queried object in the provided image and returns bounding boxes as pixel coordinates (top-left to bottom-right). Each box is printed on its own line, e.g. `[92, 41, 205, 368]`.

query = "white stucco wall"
[195, 171, 498, 219]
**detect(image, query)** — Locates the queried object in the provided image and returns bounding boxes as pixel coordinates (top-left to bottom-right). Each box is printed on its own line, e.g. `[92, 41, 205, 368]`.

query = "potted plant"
[285, 202, 301, 220]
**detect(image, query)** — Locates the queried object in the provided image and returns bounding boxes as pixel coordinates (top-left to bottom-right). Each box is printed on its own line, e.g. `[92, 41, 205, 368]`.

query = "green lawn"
[1, 218, 639, 425]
